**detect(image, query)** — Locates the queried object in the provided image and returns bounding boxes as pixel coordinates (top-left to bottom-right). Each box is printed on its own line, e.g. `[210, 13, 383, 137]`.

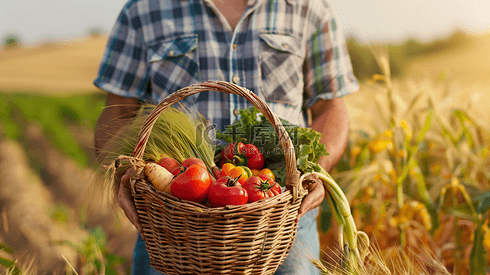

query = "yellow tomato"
[229, 166, 249, 184]
[259, 168, 275, 181]
[221, 163, 235, 177]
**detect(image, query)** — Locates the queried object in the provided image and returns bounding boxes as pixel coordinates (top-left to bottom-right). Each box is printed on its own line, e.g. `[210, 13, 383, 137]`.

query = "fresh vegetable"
[300, 166, 370, 270]
[217, 107, 328, 185]
[242, 175, 281, 203]
[221, 142, 265, 170]
[172, 157, 210, 177]
[207, 176, 248, 207]
[181, 157, 207, 170]
[256, 168, 275, 182]
[222, 142, 245, 163]
[229, 165, 251, 184]
[103, 105, 217, 178]
[221, 163, 236, 177]
[157, 157, 180, 172]
[145, 163, 173, 193]
[171, 158, 212, 203]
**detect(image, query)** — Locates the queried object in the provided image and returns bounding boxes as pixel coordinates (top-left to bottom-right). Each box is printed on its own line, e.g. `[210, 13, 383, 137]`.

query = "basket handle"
[132, 81, 303, 201]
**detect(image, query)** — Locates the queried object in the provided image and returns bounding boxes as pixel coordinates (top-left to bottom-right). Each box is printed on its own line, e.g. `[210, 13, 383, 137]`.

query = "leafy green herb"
[217, 107, 328, 185]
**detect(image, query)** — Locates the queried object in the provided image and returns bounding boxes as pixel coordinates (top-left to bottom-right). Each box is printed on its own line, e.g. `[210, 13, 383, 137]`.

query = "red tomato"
[241, 144, 264, 170]
[170, 167, 183, 176]
[157, 157, 180, 172]
[222, 142, 245, 162]
[242, 175, 281, 203]
[182, 157, 206, 170]
[207, 176, 248, 207]
[171, 164, 211, 203]
[247, 153, 264, 170]
[240, 143, 259, 155]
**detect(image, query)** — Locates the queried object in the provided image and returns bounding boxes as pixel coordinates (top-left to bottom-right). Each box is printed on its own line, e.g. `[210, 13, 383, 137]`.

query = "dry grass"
[311, 243, 452, 275]
[322, 38, 490, 274]
[0, 35, 107, 94]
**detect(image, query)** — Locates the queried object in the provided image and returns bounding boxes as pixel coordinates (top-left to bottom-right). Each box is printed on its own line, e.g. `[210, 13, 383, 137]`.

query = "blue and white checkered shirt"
[94, 0, 359, 131]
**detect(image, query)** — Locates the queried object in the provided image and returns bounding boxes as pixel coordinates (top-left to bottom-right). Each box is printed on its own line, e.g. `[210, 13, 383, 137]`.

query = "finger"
[119, 175, 144, 236]
[296, 181, 325, 222]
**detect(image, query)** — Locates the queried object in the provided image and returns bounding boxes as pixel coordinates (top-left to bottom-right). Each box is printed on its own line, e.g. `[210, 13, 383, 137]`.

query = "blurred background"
[0, 0, 489, 274]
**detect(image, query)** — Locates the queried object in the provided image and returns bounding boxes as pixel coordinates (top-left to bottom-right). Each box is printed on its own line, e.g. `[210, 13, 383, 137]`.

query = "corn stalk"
[302, 165, 370, 272]
[370, 45, 409, 247]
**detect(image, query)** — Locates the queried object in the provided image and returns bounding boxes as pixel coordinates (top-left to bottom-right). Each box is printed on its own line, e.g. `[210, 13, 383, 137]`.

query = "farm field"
[0, 35, 106, 94]
[0, 31, 489, 274]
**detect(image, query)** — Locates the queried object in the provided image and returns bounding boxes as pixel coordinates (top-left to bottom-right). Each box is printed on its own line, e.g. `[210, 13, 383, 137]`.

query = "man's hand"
[94, 93, 142, 234]
[297, 173, 325, 222]
[117, 168, 144, 237]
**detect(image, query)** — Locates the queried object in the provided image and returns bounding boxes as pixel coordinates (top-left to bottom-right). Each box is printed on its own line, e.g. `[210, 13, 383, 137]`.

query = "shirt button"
[232, 75, 239, 83]
[168, 50, 175, 56]
[150, 55, 160, 62]
[234, 109, 239, 116]
[233, 44, 237, 50]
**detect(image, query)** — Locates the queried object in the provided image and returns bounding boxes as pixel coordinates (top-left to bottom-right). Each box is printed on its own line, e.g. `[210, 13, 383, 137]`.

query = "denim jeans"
[132, 207, 320, 275]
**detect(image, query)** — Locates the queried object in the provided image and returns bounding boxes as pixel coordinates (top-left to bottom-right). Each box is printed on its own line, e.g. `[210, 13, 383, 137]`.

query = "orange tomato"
[258, 168, 275, 182]
[229, 166, 249, 184]
[251, 169, 260, 176]
[221, 163, 235, 177]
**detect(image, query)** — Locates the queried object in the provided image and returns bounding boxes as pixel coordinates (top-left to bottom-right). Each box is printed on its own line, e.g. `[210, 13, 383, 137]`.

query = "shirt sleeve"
[303, 0, 359, 109]
[93, 2, 151, 102]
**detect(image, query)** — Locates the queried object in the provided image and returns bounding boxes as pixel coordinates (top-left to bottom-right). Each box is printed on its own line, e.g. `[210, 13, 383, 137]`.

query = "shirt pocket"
[259, 33, 304, 105]
[147, 34, 200, 103]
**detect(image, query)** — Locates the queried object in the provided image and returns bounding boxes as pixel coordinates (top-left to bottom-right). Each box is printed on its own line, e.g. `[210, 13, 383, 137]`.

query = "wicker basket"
[129, 81, 306, 274]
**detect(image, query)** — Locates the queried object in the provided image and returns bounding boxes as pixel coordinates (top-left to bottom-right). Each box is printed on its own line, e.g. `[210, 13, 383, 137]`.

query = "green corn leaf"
[469, 221, 488, 275]
[435, 114, 458, 145]
[398, 110, 433, 187]
[106, 265, 122, 275]
[0, 243, 13, 254]
[416, 109, 433, 144]
[0, 256, 20, 273]
[453, 109, 475, 149]
[354, 146, 370, 173]
[411, 162, 433, 206]
[477, 195, 490, 214]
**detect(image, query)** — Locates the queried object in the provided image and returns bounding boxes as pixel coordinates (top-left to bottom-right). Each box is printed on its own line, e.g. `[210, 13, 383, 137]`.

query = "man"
[94, 0, 358, 274]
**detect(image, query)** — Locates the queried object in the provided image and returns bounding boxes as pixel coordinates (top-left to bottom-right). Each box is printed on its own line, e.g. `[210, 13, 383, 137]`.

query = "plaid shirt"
[94, 0, 359, 131]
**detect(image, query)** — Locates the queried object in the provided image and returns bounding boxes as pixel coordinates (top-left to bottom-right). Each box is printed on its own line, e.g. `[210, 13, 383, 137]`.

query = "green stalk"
[303, 164, 370, 272]
[370, 47, 406, 249]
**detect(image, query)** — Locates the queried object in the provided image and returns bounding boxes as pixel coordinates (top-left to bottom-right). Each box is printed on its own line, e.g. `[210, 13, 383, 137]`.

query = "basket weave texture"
[130, 81, 306, 274]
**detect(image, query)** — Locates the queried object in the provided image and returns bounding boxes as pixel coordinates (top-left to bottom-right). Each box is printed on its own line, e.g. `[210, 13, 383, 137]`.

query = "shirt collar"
[197, 0, 296, 6]
[184, 0, 296, 9]
[253, 0, 296, 6]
